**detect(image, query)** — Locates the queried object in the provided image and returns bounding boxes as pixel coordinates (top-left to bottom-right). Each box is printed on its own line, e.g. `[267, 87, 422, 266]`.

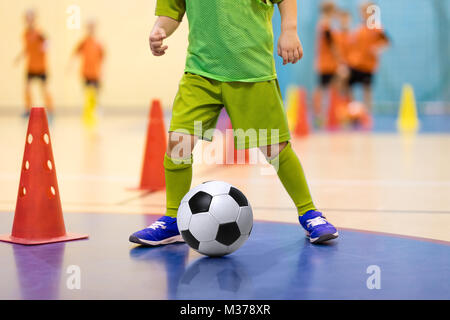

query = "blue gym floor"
[0, 212, 448, 300]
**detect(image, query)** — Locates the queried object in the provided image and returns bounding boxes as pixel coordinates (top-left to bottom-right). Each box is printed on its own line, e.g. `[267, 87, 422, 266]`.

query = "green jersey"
[156, 0, 284, 82]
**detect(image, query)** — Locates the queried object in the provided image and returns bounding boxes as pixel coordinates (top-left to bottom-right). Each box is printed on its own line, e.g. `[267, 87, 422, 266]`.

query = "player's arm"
[13, 51, 25, 66]
[66, 40, 83, 74]
[40, 34, 49, 52]
[377, 30, 390, 47]
[371, 29, 390, 54]
[100, 45, 105, 62]
[13, 35, 27, 66]
[151, 0, 185, 56]
[149, 17, 180, 56]
[71, 41, 84, 58]
[277, 0, 303, 65]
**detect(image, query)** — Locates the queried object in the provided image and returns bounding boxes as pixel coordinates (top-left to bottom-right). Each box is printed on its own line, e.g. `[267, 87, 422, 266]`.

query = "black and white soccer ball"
[177, 181, 253, 257]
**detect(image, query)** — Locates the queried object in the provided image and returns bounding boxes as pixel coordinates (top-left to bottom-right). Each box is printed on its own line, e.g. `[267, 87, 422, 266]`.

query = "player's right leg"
[313, 73, 334, 128]
[313, 86, 324, 122]
[82, 80, 100, 126]
[129, 73, 224, 246]
[336, 65, 351, 98]
[130, 132, 197, 246]
[362, 83, 373, 113]
[165, 133, 198, 218]
[23, 75, 32, 117]
[38, 76, 54, 117]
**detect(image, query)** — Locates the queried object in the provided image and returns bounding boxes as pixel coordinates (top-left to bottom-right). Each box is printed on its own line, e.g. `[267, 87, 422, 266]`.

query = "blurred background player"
[347, 1, 390, 115]
[70, 20, 105, 125]
[14, 9, 53, 118]
[130, 0, 339, 246]
[313, 1, 339, 127]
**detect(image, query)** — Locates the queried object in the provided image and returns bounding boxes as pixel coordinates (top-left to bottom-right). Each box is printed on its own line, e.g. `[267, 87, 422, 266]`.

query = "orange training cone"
[337, 95, 351, 125]
[0, 107, 88, 245]
[327, 87, 341, 131]
[294, 87, 310, 137]
[135, 99, 167, 191]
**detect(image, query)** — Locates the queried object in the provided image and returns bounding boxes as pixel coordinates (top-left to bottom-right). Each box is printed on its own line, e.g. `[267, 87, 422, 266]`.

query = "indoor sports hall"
[0, 0, 449, 300]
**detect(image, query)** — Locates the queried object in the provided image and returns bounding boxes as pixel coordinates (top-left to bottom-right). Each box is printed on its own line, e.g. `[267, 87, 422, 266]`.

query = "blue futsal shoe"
[299, 211, 339, 244]
[129, 216, 184, 246]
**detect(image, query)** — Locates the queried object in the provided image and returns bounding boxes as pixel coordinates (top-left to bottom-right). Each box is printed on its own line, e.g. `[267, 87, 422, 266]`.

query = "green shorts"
[170, 73, 291, 150]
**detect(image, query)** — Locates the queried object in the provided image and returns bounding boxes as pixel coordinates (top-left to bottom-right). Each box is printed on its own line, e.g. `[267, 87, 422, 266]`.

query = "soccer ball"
[177, 181, 253, 257]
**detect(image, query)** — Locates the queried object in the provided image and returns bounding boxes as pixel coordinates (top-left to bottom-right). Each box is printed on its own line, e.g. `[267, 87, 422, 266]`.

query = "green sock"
[268, 143, 317, 216]
[164, 154, 193, 218]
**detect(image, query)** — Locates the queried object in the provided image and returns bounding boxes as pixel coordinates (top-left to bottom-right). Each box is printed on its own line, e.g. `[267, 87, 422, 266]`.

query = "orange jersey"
[334, 30, 352, 65]
[347, 25, 388, 73]
[76, 37, 104, 80]
[24, 28, 47, 74]
[315, 21, 339, 74]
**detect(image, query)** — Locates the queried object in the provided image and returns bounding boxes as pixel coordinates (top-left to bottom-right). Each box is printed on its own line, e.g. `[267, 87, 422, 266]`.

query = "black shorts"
[349, 68, 373, 86]
[319, 73, 335, 87]
[27, 72, 47, 82]
[85, 78, 100, 88]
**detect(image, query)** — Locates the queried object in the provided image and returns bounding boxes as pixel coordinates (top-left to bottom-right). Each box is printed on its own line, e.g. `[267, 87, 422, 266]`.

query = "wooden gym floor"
[0, 114, 449, 299]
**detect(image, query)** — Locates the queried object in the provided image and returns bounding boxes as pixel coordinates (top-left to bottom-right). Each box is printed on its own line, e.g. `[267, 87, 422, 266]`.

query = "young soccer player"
[347, 2, 390, 112]
[130, 0, 338, 246]
[14, 9, 53, 118]
[313, 1, 339, 126]
[70, 20, 105, 124]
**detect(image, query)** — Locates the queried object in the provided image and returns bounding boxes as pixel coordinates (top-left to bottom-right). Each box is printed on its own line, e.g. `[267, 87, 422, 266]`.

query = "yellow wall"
[0, 0, 189, 110]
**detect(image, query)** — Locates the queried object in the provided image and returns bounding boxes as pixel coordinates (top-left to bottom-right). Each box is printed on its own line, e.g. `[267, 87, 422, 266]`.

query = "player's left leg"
[82, 80, 99, 125]
[224, 79, 338, 244]
[24, 78, 32, 117]
[313, 73, 335, 128]
[337, 65, 351, 99]
[260, 142, 338, 244]
[362, 83, 373, 112]
[38, 75, 54, 114]
[260, 142, 315, 215]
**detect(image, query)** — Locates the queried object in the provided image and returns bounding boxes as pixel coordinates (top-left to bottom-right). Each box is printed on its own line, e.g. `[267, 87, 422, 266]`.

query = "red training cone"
[0, 107, 88, 245]
[135, 99, 167, 191]
[327, 87, 341, 130]
[294, 87, 310, 137]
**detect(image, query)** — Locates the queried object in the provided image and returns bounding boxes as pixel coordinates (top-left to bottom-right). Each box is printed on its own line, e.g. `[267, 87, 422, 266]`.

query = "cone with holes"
[0, 107, 88, 245]
[134, 99, 167, 191]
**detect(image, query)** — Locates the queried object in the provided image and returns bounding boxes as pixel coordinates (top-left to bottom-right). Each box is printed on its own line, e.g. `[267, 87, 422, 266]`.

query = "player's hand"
[278, 30, 303, 65]
[149, 27, 168, 56]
